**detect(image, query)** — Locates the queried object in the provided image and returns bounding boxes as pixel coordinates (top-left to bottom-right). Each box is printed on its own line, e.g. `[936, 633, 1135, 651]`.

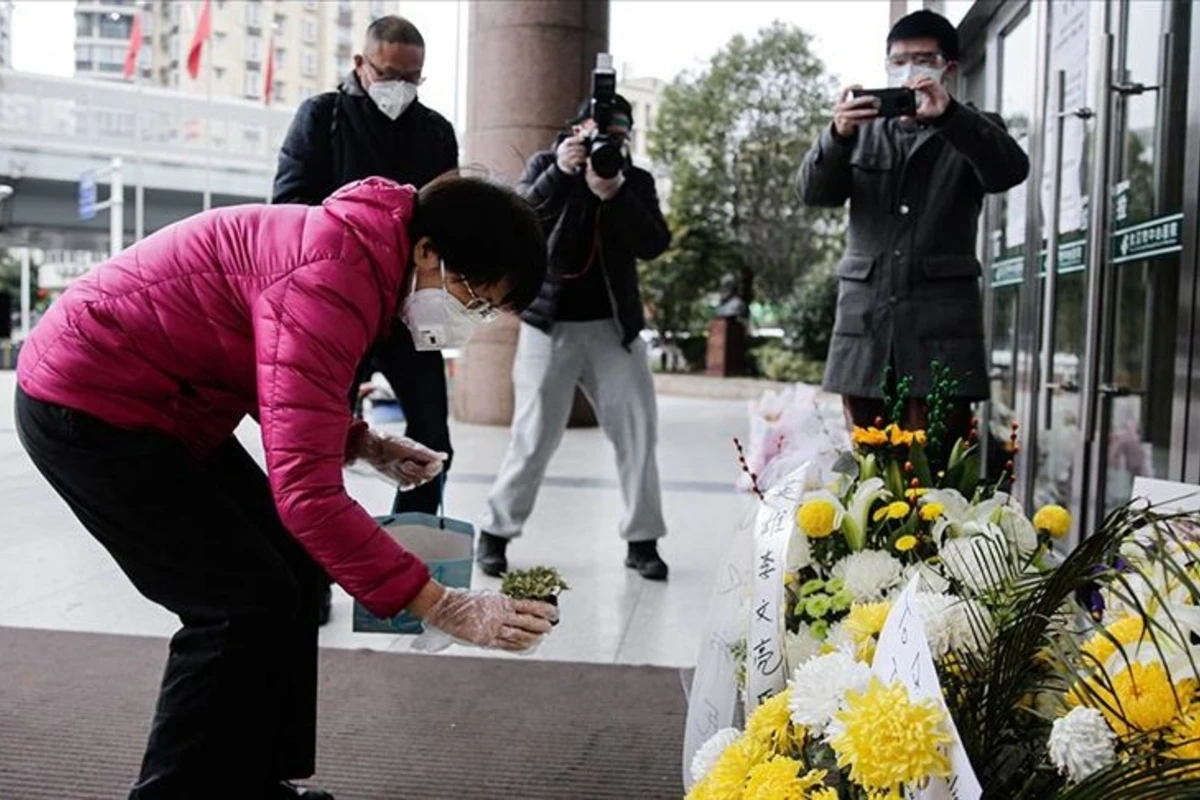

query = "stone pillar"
[453, 0, 608, 427]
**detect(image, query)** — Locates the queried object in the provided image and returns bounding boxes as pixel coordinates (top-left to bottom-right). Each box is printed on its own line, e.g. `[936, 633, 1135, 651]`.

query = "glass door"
[1078, 0, 1190, 532]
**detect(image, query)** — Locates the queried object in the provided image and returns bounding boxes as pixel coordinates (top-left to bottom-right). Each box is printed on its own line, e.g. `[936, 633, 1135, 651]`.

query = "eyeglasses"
[364, 57, 425, 86]
[886, 51, 946, 69]
[458, 278, 500, 323]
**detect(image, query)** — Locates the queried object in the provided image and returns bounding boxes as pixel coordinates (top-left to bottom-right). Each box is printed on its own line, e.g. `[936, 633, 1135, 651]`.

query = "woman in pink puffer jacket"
[15, 175, 557, 800]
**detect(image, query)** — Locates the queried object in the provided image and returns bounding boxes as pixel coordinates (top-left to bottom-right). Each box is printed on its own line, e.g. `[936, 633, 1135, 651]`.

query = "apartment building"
[75, 0, 401, 106]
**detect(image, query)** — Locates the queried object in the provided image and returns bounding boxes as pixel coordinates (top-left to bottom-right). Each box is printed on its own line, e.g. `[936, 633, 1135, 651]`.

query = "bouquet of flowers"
[692, 494, 1200, 798]
[775, 363, 1059, 672]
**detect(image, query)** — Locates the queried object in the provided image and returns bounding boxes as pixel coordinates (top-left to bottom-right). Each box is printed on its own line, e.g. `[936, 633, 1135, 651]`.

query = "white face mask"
[399, 262, 483, 351]
[367, 80, 418, 120]
[887, 63, 945, 89]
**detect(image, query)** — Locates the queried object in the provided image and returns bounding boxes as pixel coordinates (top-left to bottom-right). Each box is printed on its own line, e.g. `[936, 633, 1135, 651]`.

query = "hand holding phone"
[849, 87, 918, 119]
[833, 84, 883, 139]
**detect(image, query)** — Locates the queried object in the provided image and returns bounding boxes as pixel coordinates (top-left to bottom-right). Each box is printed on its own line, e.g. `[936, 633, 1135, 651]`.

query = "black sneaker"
[273, 781, 334, 799]
[317, 586, 332, 627]
[477, 532, 509, 577]
[626, 541, 669, 581]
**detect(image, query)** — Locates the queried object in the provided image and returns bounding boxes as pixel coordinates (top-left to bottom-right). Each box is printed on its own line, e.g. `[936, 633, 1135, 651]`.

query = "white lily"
[841, 477, 890, 551]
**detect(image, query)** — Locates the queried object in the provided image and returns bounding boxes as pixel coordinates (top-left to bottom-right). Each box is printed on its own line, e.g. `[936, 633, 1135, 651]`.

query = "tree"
[646, 21, 844, 336]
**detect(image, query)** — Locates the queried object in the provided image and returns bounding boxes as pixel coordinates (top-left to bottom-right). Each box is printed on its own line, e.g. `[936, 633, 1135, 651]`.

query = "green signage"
[990, 212, 1185, 287]
[1111, 213, 1184, 264]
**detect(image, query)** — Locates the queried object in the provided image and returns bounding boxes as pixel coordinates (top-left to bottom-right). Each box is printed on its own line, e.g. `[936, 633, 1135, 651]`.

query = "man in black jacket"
[272, 16, 457, 625]
[476, 96, 673, 581]
[798, 10, 1029, 453]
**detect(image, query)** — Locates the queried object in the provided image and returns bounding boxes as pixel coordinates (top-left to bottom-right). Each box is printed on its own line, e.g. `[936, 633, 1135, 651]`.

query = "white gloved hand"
[351, 429, 446, 491]
[411, 588, 557, 654]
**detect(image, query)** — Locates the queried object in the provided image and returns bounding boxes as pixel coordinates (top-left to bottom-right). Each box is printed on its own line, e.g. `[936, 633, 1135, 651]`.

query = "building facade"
[0, 0, 14, 69]
[75, 0, 401, 106]
[953, 0, 1200, 541]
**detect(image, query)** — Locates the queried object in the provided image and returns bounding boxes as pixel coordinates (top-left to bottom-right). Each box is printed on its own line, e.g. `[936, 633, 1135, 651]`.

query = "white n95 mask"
[368, 80, 418, 120]
[399, 262, 482, 351]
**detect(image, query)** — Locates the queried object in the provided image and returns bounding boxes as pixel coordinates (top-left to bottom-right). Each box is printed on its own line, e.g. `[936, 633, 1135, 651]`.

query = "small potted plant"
[501, 566, 570, 617]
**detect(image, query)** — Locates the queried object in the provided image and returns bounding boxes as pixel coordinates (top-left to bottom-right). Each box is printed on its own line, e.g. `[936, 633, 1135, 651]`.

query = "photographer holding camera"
[476, 62, 672, 581]
[798, 10, 1029, 454]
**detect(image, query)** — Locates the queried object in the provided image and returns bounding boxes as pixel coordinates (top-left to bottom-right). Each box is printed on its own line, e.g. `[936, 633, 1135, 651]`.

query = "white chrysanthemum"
[939, 527, 1015, 594]
[787, 650, 872, 736]
[823, 620, 856, 654]
[784, 625, 822, 672]
[690, 727, 742, 785]
[912, 592, 994, 658]
[831, 550, 904, 601]
[1048, 707, 1117, 783]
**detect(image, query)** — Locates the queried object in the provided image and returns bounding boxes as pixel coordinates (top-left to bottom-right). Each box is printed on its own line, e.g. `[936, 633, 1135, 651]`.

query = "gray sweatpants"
[479, 320, 667, 542]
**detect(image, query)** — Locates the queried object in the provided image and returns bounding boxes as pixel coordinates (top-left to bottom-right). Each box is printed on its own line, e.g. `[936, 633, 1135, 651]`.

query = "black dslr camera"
[584, 53, 625, 179]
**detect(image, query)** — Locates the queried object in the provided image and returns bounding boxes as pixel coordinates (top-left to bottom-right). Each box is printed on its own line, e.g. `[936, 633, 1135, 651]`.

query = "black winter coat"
[272, 72, 458, 205]
[517, 147, 670, 347]
[798, 99, 1029, 400]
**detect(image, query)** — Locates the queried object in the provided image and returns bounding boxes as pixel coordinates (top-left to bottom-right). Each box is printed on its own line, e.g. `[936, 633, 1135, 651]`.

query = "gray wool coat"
[798, 98, 1029, 400]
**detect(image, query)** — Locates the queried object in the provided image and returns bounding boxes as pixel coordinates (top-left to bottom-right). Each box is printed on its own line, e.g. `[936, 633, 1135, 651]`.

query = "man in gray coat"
[798, 10, 1028, 450]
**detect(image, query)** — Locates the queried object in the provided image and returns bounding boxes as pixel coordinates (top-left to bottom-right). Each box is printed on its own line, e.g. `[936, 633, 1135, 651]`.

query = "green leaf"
[886, 459, 906, 502]
[909, 439, 934, 488]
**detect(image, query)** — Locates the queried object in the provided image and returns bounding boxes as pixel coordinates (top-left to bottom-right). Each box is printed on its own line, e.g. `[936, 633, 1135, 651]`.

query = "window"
[246, 1, 262, 28]
[274, 47, 285, 69]
[244, 71, 262, 98]
[273, 81, 285, 104]
[76, 13, 94, 37]
[302, 49, 317, 77]
[168, 3, 180, 24]
[245, 35, 262, 62]
[371, 1, 389, 18]
[169, 33, 180, 60]
[273, 14, 286, 34]
[302, 18, 318, 43]
[98, 13, 132, 39]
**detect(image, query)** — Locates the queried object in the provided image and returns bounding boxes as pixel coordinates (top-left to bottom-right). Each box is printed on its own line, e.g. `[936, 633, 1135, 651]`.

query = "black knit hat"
[887, 9, 960, 62]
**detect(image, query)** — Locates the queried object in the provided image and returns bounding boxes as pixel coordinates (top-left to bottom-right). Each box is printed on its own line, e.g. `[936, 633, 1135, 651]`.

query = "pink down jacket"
[18, 178, 431, 617]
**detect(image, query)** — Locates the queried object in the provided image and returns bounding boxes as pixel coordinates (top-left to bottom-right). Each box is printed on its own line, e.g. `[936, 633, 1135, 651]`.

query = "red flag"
[122, 11, 143, 80]
[263, 36, 275, 105]
[187, 0, 212, 80]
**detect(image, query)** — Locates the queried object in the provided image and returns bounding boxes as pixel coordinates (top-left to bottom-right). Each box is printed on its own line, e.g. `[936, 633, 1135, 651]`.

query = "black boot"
[626, 540, 668, 581]
[476, 532, 509, 577]
[273, 781, 334, 799]
[317, 585, 332, 627]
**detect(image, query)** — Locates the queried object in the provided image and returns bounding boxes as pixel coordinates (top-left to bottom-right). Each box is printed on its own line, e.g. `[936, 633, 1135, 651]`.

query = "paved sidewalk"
[0, 371, 762, 668]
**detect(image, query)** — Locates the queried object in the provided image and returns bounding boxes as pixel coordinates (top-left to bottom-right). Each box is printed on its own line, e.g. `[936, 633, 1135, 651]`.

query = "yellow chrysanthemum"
[1081, 614, 1146, 669]
[914, 430, 928, 446]
[1071, 661, 1194, 736]
[920, 502, 945, 522]
[1168, 709, 1200, 761]
[745, 688, 805, 754]
[845, 602, 891, 643]
[905, 487, 929, 501]
[797, 499, 839, 539]
[686, 736, 772, 800]
[852, 426, 889, 447]
[742, 758, 827, 800]
[873, 501, 911, 523]
[1033, 504, 1072, 537]
[810, 789, 839, 800]
[895, 534, 918, 552]
[829, 678, 951, 794]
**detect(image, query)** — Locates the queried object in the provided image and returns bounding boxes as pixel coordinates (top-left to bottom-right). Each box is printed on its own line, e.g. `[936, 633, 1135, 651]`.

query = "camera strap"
[560, 208, 604, 281]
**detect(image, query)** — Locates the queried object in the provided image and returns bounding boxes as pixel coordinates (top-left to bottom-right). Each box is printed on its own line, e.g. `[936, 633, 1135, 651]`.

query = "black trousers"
[351, 327, 452, 516]
[16, 387, 323, 799]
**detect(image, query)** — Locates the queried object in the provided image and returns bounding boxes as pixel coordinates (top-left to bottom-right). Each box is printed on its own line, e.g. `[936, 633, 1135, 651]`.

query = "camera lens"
[589, 142, 624, 180]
